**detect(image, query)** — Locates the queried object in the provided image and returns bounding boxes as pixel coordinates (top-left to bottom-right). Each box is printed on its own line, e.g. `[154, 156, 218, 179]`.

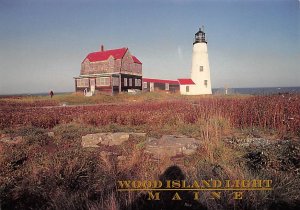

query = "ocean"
[212, 87, 300, 95]
[1, 87, 300, 97]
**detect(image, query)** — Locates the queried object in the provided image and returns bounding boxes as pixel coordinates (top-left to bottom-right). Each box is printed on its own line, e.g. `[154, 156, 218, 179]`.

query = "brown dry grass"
[0, 94, 299, 209]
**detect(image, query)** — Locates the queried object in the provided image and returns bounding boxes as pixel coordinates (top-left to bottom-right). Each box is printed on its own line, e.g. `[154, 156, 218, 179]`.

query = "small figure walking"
[49, 90, 54, 98]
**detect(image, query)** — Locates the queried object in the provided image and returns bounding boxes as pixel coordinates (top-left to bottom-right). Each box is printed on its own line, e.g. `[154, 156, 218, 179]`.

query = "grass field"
[0, 93, 299, 210]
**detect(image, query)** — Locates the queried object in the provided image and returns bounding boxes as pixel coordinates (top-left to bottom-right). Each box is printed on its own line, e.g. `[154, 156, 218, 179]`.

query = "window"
[135, 79, 141, 87]
[77, 78, 89, 87]
[143, 82, 148, 89]
[112, 77, 119, 86]
[129, 78, 132, 87]
[200, 66, 204, 72]
[204, 80, 208, 87]
[165, 83, 169, 91]
[96, 77, 110, 86]
[124, 78, 127, 87]
[186, 86, 189, 92]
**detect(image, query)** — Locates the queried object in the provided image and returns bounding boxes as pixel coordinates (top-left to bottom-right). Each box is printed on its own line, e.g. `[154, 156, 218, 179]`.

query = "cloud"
[177, 46, 183, 61]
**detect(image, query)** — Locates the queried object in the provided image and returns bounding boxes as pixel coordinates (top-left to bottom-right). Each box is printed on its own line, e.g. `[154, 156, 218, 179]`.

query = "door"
[150, 82, 154, 92]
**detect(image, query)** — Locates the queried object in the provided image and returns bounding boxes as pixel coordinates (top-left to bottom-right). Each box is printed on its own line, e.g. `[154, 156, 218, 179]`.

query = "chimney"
[100, 45, 104, 52]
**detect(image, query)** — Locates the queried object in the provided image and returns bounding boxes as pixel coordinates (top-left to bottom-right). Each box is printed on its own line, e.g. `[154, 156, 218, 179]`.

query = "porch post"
[119, 74, 121, 93]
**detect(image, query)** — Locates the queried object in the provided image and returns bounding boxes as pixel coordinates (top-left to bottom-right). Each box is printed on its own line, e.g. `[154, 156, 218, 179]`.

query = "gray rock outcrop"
[144, 135, 200, 159]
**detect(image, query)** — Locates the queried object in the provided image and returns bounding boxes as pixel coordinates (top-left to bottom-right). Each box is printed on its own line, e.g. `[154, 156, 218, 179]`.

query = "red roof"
[178, 78, 195, 85]
[132, 56, 142, 64]
[143, 78, 179, 85]
[83, 47, 142, 64]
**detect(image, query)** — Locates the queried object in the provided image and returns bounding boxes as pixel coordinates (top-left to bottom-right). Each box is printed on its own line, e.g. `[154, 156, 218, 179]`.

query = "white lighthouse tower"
[190, 26, 212, 95]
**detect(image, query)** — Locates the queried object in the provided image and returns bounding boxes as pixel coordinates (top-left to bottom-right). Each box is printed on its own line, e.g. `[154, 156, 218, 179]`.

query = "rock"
[212, 164, 224, 176]
[130, 132, 147, 138]
[144, 135, 200, 159]
[100, 151, 113, 157]
[0, 136, 24, 163]
[0, 137, 12, 143]
[111, 133, 130, 145]
[47, 132, 55, 138]
[182, 148, 197, 156]
[0, 136, 23, 144]
[82, 133, 102, 148]
[82, 132, 130, 148]
[0, 133, 8, 139]
[117, 155, 127, 161]
[225, 137, 271, 148]
[82, 133, 200, 160]
[13, 136, 23, 143]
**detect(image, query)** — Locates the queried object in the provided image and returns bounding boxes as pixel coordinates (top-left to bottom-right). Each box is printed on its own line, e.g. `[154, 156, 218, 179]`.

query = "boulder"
[82, 132, 133, 147]
[117, 155, 127, 161]
[144, 135, 200, 159]
[129, 132, 147, 138]
[82, 133, 199, 160]
[82, 133, 103, 148]
[0, 136, 23, 144]
[225, 137, 272, 148]
[111, 133, 130, 146]
[47, 132, 55, 138]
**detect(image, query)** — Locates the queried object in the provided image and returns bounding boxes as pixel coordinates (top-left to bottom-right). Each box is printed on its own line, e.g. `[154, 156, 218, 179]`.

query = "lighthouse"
[190, 27, 212, 95]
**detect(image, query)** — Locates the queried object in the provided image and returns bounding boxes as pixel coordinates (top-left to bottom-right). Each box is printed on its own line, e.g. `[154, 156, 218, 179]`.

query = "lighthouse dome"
[194, 27, 207, 44]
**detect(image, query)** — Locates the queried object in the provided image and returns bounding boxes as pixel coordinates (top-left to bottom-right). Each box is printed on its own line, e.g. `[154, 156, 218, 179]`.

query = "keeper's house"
[74, 46, 142, 95]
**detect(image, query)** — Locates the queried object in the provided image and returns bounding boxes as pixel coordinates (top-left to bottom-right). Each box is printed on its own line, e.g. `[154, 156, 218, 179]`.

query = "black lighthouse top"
[193, 27, 207, 45]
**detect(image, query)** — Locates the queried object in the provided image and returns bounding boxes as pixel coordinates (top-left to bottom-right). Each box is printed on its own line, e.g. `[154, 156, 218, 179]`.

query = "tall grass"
[0, 119, 299, 209]
[1, 94, 299, 136]
[0, 94, 299, 209]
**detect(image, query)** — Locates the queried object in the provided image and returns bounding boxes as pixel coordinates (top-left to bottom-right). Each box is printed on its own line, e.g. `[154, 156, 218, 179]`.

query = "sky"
[0, 0, 299, 94]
